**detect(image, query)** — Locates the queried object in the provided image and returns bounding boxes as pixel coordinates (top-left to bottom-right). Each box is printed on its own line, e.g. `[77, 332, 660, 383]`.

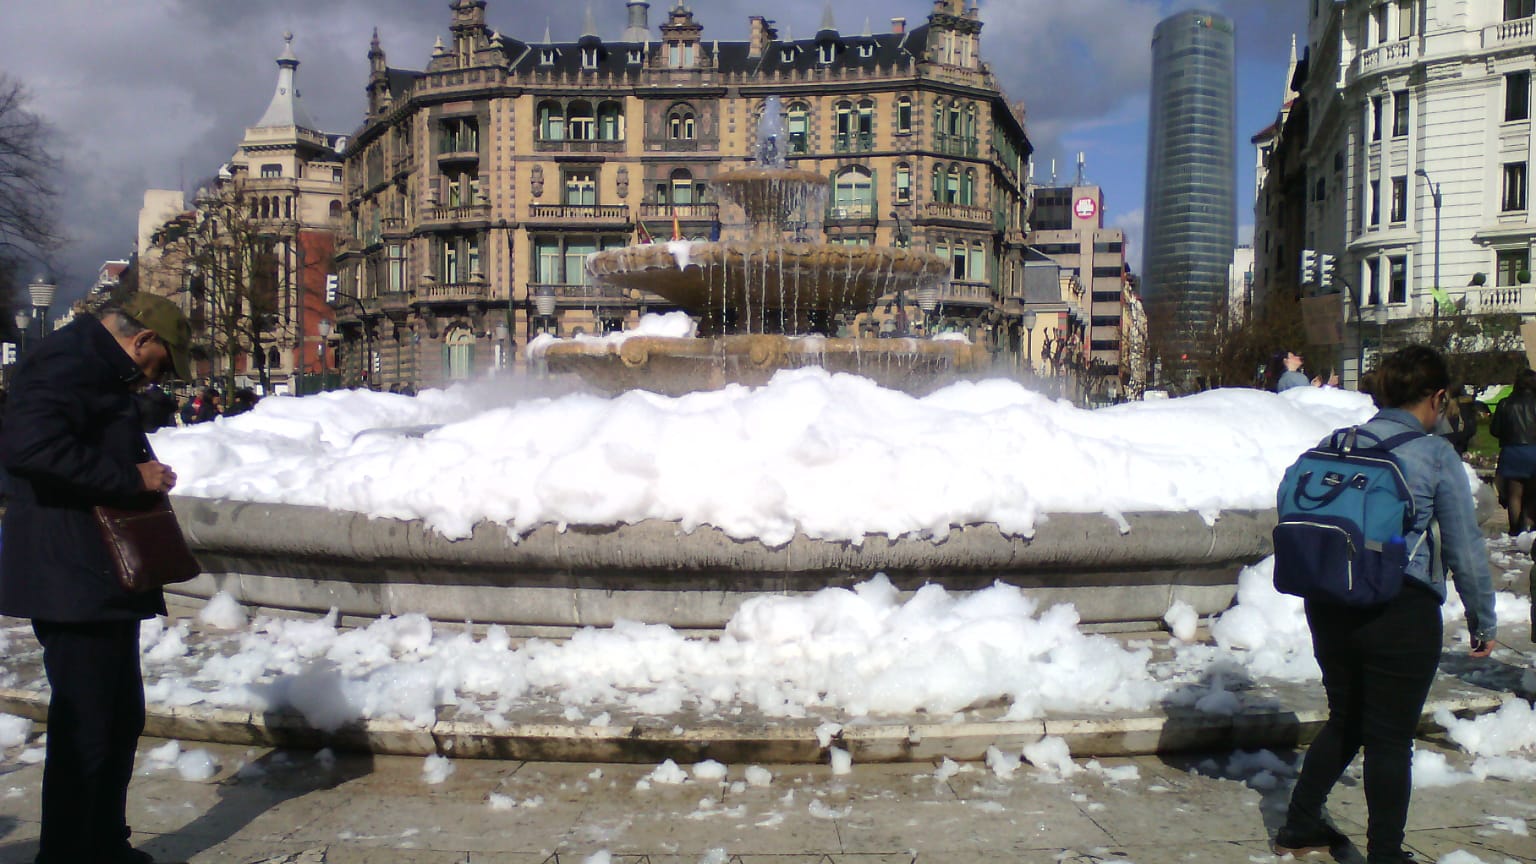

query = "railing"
[1355, 40, 1418, 78]
[644, 138, 701, 152]
[419, 281, 490, 302]
[827, 202, 876, 221]
[639, 203, 718, 220]
[834, 132, 875, 154]
[935, 134, 980, 158]
[528, 204, 630, 222]
[924, 202, 991, 224]
[534, 138, 625, 153]
[1485, 16, 1536, 49]
[380, 217, 408, 235]
[415, 67, 502, 92]
[940, 281, 994, 305]
[530, 283, 630, 305]
[437, 139, 479, 160]
[1462, 285, 1536, 313]
[423, 204, 490, 223]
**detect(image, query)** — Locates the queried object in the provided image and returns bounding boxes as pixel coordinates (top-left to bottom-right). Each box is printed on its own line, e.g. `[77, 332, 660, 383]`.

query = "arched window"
[538, 101, 565, 140]
[597, 101, 624, 141]
[567, 100, 595, 141]
[445, 327, 476, 380]
[787, 101, 810, 153]
[948, 102, 963, 136]
[964, 103, 978, 139]
[267, 346, 281, 370]
[963, 168, 977, 206]
[670, 168, 694, 205]
[896, 96, 913, 134]
[329, 200, 343, 219]
[284, 196, 292, 219]
[931, 165, 944, 202]
[946, 164, 960, 204]
[260, 197, 271, 219]
[832, 166, 873, 219]
[969, 242, 987, 283]
[835, 101, 854, 138]
[895, 163, 912, 203]
[857, 99, 875, 137]
[668, 106, 696, 140]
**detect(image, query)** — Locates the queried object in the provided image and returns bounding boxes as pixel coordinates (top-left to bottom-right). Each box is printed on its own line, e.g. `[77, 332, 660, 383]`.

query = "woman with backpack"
[1273, 346, 1496, 864]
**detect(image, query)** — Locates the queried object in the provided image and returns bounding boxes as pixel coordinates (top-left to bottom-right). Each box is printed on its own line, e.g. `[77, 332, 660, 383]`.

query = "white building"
[1302, 0, 1536, 380]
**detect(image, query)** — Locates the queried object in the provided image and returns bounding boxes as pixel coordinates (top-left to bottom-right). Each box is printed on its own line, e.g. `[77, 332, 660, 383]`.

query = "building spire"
[582, 3, 598, 38]
[255, 32, 317, 131]
[821, 1, 836, 32]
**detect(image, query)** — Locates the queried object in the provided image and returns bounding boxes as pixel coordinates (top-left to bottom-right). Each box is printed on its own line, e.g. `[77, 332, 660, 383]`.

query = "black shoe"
[1273, 821, 1350, 856]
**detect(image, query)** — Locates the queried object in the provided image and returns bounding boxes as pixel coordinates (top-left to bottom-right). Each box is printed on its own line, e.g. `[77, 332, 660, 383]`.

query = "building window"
[818, 42, 835, 64]
[859, 43, 874, 59]
[1508, 71, 1531, 122]
[567, 101, 595, 141]
[540, 48, 558, 65]
[628, 48, 643, 64]
[1314, 177, 1327, 202]
[1505, 161, 1528, 211]
[444, 168, 479, 206]
[446, 328, 475, 380]
[1374, 4, 1389, 42]
[1506, 0, 1534, 21]
[1371, 96, 1384, 141]
[1498, 247, 1530, 285]
[1388, 255, 1407, 303]
[668, 109, 696, 140]
[581, 48, 599, 70]
[1370, 179, 1381, 225]
[535, 238, 561, 283]
[670, 168, 694, 205]
[440, 240, 459, 284]
[1367, 257, 1382, 304]
[895, 163, 911, 203]
[968, 244, 986, 282]
[539, 101, 565, 140]
[832, 166, 873, 219]
[440, 118, 478, 154]
[387, 244, 405, 293]
[1397, 0, 1415, 39]
[564, 239, 596, 286]
[781, 46, 798, 63]
[260, 164, 282, 178]
[1390, 176, 1407, 222]
[564, 170, 596, 206]
[896, 96, 912, 134]
[946, 164, 961, 204]
[857, 100, 874, 137]
[597, 102, 624, 140]
[1392, 90, 1409, 136]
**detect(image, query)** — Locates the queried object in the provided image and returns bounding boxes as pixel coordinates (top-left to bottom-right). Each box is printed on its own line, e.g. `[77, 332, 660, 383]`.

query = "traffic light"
[1301, 249, 1319, 285]
[1319, 254, 1337, 290]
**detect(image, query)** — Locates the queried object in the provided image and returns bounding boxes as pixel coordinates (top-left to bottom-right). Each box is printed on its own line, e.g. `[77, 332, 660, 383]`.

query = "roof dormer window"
[858, 43, 875, 59]
[782, 46, 798, 63]
[628, 48, 643, 64]
[540, 48, 558, 65]
[582, 47, 599, 69]
[818, 43, 835, 64]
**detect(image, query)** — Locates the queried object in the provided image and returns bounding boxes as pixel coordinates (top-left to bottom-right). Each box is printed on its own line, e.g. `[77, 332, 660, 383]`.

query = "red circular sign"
[1074, 197, 1098, 220]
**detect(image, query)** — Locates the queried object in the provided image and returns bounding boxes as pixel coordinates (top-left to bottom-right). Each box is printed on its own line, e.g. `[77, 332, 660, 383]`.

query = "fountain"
[539, 97, 986, 396]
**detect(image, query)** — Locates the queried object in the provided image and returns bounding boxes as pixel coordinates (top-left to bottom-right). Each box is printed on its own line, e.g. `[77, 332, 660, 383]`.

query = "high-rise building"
[333, 0, 1034, 390]
[1142, 10, 1236, 370]
[1026, 178, 1128, 381]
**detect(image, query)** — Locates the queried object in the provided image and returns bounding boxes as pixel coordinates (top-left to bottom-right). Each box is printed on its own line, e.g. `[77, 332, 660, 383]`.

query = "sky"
[0, 0, 1305, 307]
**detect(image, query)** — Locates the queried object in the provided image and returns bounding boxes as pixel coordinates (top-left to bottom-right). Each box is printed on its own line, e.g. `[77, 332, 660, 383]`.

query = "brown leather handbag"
[93, 434, 201, 593]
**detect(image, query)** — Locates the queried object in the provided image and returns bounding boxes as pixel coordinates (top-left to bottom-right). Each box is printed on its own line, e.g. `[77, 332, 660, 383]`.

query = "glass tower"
[1143, 10, 1236, 370]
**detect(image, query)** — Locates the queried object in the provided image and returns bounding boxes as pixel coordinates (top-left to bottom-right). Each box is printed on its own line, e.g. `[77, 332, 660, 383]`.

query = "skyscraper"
[1143, 10, 1236, 371]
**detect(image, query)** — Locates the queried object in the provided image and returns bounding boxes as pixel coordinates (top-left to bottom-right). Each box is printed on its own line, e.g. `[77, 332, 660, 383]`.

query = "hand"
[1470, 636, 1494, 658]
[136, 461, 177, 494]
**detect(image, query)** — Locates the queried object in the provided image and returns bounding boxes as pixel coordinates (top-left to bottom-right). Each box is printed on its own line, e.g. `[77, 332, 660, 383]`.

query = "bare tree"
[0, 76, 60, 267]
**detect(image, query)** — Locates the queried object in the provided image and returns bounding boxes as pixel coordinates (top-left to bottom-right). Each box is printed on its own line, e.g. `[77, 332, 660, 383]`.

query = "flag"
[672, 207, 682, 241]
[635, 220, 655, 245]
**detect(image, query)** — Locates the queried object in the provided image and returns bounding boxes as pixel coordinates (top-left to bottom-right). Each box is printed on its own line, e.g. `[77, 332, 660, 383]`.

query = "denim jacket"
[1347, 408, 1497, 641]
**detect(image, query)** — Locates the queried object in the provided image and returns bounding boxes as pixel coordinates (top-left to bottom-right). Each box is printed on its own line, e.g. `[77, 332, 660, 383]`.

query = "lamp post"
[1415, 168, 1442, 344]
[13, 307, 31, 365]
[26, 272, 55, 340]
[890, 210, 913, 335]
[316, 318, 332, 390]
[1020, 309, 1038, 374]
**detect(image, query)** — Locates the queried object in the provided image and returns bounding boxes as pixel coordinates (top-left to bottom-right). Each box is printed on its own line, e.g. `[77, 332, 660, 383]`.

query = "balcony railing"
[1461, 285, 1536, 313]
[644, 138, 702, 152]
[423, 204, 491, 224]
[528, 204, 630, 223]
[1354, 40, 1418, 79]
[381, 217, 409, 236]
[924, 202, 992, 225]
[530, 283, 631, 306]
[639, 203, 718, 221]
[1485, 16, 1536, 50]
[419, 280, 490, 303]
[437, 139, 480, 161]
[534, 138, 625, 153]
[940, 281, 994, 305]
[834, 132, 875, 153]
[935, 134, 979, 158]
[827, 202, 876, 221]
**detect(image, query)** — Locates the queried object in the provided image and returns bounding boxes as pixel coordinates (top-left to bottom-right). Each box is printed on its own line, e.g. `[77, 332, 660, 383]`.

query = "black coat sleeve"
[0, 353, 142, 502]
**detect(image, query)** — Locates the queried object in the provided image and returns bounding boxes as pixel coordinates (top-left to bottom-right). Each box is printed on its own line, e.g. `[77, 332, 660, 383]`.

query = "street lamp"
[1020, 309, 1038, 373]
[1415, 168, 1442, 343]
[890, 211, 913, 335]
[13, 307, 31, 363]
[316, 319, 332, 390]
[26, 272, 55, 339]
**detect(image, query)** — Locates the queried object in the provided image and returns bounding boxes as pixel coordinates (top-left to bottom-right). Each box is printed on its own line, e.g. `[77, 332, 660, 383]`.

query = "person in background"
[1435, 382, 1478, 456]
[189, 388, 221, 424]
[223, 388, 259, 418]
[1273, 345, 1496, 864]
[1490, 368, 1536, 534]
[132, 383, 177, 433]
[0, 293, 191, 864]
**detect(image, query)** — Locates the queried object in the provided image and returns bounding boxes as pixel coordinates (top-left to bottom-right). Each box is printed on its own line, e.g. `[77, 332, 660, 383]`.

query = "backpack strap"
[1363, 430, 1425, 453]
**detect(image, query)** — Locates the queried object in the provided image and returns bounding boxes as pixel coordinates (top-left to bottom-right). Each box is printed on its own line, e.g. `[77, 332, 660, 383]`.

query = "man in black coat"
[0, 293, 190, 864]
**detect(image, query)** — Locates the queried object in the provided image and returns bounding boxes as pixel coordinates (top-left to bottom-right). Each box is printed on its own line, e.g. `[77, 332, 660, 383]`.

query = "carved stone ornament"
[617, 166, 630, 198]
[531, 164, 544, 199]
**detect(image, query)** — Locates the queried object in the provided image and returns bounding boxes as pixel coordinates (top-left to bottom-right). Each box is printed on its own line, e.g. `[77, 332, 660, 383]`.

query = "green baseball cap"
[120, 292, 192, 382]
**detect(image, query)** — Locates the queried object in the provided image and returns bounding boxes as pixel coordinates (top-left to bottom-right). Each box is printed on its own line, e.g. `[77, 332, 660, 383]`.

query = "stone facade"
[334, 0, 1032, 390]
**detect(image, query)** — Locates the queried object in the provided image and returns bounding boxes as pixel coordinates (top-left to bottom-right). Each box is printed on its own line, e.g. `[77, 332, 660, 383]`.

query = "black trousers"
[1286, 585, 1442, 861]
[32, 619, 145, 864]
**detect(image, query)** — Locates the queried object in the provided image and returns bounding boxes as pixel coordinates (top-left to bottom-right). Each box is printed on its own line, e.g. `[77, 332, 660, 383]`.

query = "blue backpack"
[1272, 427, 1422, 606]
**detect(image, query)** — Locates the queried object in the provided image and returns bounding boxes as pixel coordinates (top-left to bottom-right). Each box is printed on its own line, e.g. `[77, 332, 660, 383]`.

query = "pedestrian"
[1490, 368, 1536, 534]
[190, 387, 222, 423]
[1435, 382, 1477, 456]
[1273, 345, 1497, 864]
[133, 383, 178, 433]
[223, 387, 259, 417]
[1274, 350, 1310, 391]
[0, 292, 191, 864]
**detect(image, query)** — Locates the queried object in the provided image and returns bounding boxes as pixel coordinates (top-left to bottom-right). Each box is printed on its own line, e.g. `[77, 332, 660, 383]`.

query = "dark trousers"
[1286, 585, 1442, 861]
[32, 619, 145, 864]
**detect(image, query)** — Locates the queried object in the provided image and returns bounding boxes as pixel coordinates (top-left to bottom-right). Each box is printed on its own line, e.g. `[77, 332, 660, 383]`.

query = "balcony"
[1484, 16, 1536, 51]
[924, 202, 992, 226]
[381, 217, 409, 238]
[376, 291, 412, 312]
[530, 283, 633, 308]
[418, 280, 490, 303]
[827, 202, 876, 222]
[527, 204, 630, 224]
[935, 134, 980, 158]
[534, 138, 625, 154]
[834, 132, 875, 154]
[1461, 285, 1536, 314]
[939, 280, 995, 307]
[436, 138, 480, 163]
[422, 204, 491, 226]
[644, 138, 702, 152]
[638, 203, 718, 221]
[1353, 40, 1418, 80]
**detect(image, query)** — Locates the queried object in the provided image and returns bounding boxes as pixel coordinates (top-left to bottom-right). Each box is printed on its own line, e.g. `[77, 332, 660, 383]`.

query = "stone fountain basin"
[586, 242, 949, 314]
[540, 334, 988, 396]
[170, 497, 1277, 632]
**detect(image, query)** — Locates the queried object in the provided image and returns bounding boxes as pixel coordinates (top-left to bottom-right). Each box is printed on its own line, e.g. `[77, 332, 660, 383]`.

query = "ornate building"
[334, 0, 1032, 389]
